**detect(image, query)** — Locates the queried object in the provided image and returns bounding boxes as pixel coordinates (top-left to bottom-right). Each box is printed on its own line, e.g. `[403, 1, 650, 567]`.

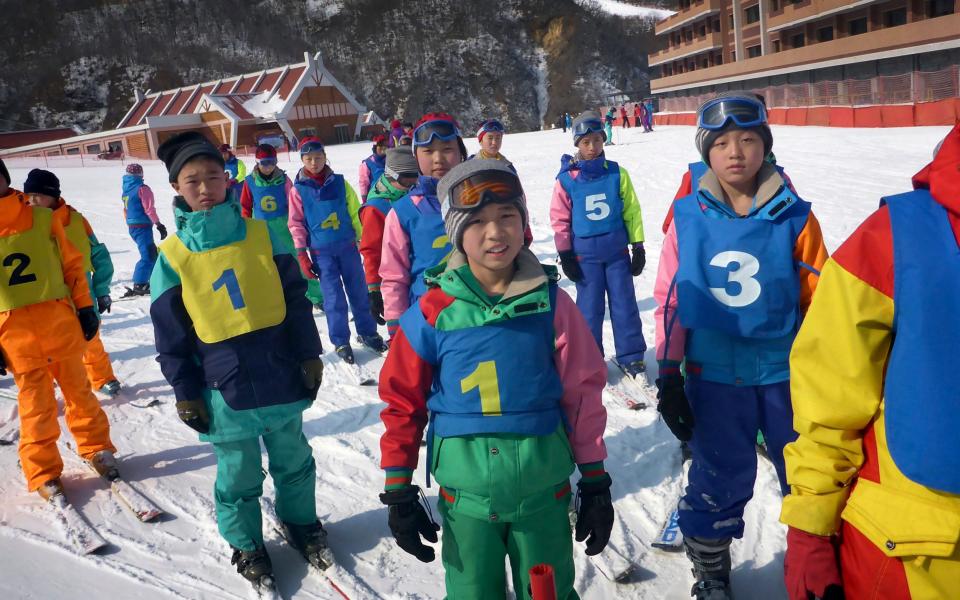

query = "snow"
[575, 0, 674, 20]
[0, 123, 949, 599]
[242, 92, 288, 119]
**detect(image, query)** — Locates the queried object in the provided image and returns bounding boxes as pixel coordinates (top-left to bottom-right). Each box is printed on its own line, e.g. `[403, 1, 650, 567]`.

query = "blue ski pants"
[311, 242, 377, 347]
[212, 415, 317, 551]
[574, 250, 646, 364]
[128, 225, 157, 285]
[678, 379, 795, 540]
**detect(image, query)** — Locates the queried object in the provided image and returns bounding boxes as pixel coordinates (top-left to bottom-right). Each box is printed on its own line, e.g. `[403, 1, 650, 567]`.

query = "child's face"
[480, 132, 503, 155]
[577, 132, 605, 160]
[27, 193, 57, 208]
[708, 129, 765, 188]
[415, 139, 461, 179]
[301, 151, 327, 173]
[258, 161, 277, 176]
[172, 157, 229, 211]
[374, 143, 387, 156]
[461, 202, 524, 274]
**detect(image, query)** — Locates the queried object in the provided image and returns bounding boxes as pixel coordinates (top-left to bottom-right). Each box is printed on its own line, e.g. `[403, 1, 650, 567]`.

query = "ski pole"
[528, 563, 557, 600]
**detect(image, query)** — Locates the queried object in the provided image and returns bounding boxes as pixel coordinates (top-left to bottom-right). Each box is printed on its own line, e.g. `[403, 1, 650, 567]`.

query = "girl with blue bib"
[120, 163, 167, 296]
[653, 94, 828, 599]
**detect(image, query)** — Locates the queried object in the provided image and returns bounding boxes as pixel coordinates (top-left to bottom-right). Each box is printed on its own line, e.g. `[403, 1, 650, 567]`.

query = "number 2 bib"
[674, 194, 808, 339]
[0, 208, 70, 311]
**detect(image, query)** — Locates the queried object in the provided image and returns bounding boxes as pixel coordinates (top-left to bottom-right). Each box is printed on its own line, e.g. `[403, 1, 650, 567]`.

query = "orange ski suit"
[0, 188, 114, 491]
[52, 199, 117, 389]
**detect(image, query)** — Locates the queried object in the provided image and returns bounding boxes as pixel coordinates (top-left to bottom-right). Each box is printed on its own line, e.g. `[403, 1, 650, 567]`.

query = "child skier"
[150, 131, 327, 592]
[220, 143, 247, 200]
[23, 169, 122, 397]
[550, 110, 648, 377]
[603, 108, 615, 145]
[379, 112, 465, 339]
[472, 119, 513, 168]
[0, 162, 116, 501]
[121, 163, 167, 296]
[359, 148, 420, 326]
[378, 160, 612, 599]
[239, 143, 324, 309]
[653, 94, 828, 599]
[288, 137, 388, 363]
[359, 134, 388, 202]
[780, 127, 960, 600]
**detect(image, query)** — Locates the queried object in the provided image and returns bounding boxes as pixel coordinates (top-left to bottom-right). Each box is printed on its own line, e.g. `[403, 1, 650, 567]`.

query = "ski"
[247, 576, 281, 600]
[651, 443, 692, 552]
[605, 384, 647, 411]
[127, 395, 161, 409]
[85, 461, 164, 522]
[0, 404, 18, 445]
[592, 543, 637, 582]
[48, 494, 108, 555]
[606, 359, 655, 410]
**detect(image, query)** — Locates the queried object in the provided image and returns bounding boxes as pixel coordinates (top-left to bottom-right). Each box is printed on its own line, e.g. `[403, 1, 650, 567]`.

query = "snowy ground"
[0, 123, 949, 599]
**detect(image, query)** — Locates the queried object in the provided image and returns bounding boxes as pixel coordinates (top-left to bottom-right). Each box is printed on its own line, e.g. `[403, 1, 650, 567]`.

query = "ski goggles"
[299, 140, 325, 155]
[572, 118, 604, 138]
[412, 119, 462, 147]
[257, 158, 277, 166]
[697, 96, 767, 131]
[444, 170, 524, 210]
[477, 119, 505, 136]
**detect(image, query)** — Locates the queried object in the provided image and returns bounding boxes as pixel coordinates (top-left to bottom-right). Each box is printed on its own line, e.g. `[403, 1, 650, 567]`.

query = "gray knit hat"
[572, 110, 606, 145]
[438, 159, 528, 253]
[383, 148, 419, 180]
[695, 92, 773, 166]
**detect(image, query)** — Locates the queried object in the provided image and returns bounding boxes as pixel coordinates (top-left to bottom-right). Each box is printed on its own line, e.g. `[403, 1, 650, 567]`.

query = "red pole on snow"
[529, 564, 557, 600]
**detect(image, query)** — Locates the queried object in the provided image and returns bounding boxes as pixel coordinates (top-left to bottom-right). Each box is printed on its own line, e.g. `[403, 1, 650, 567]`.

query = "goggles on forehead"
[300, 141, 325, 155]
[478, 120, 505, 135]
[572, 119, 604, 138]
[412, 120, 461, 147]
[445, 170, 524, 211]
[258, 158, 277, 166]
[697, 96, 767, 131]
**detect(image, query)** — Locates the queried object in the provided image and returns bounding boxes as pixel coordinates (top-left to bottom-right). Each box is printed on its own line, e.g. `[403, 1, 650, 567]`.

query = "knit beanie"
[0, 159, 10, 186]
[23, 169, 61, 198]
[384, 148, 419, 180]
[125, 163, 144, 176]
[572, 110, 606, 145]
[438, 159, 528, 254]
[695, 92, 773, 166]
[157, 131, 225, 183]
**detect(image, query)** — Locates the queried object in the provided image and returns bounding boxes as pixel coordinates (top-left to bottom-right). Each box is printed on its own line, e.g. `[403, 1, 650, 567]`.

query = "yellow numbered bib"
[160, 219, 286, 344]
[0, 208, 70, 311]
[63, 210, 93, 272]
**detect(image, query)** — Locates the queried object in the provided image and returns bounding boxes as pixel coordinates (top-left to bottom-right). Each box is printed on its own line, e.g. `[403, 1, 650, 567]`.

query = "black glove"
[575, 475, 614, 556]
[156, 223, 168, 240]
[300, 358, 324, 401]
[818, 585, 846, 600]
[369, 290, 385, 325]
[77, 306, 100, 341]
[0, 348, 6, 376]
[558, 251, 583, 283]
[97, 295, 112, 314]
[656, 375, 695, 442]
[379, 486, 440, 563]
[630, 243, 646, 276]
[176, 399, 210, 434]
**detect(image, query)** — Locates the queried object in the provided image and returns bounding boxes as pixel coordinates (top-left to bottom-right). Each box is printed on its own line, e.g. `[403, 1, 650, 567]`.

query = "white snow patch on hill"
[577, 0, 674, 19]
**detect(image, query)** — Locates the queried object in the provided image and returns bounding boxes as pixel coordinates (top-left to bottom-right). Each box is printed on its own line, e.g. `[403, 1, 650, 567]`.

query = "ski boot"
[685, 536, 734, 600]
[121, 283, 150, 298]
[37, 478, 65, 502]
[86, 449, 120, 481]
[359, 334, 388, 355]
[313, 303, 325, 314]
[620, 360, 646, 378]
[231, 545, 276, 590]
[280, 520, 335, 570]
[335, 345, 355, 365]
[99, 380, 122, 397]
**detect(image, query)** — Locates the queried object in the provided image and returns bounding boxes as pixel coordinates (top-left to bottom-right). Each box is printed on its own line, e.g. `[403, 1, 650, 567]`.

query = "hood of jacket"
[172, 196, 246, 251]
[912, 123, 960, 215]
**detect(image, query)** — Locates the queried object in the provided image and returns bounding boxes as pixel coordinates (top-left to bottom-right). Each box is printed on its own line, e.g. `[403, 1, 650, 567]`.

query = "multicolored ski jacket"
[287, 166, 362, 251]
[239, 168, 293, 220]
[359, 175, 409, 291]
[358, 153, 386, 202]
[379, 250, 608, 503]
[781, 125, 960, 559]
[121, 174, 160, 227]
[150, 197, 322, 443]
[654, 163, 827, 385]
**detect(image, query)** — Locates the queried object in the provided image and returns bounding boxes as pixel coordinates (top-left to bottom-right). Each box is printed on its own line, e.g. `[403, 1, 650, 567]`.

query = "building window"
[817, 26, 834, 42]
[747, 45, 762, 58]
[729, 14, 735, 28]
[883, 7, 907, 27]
[773, 39, 781, 52]
[745, 5, 760, 23]
[299, 127, 318, 138]
[86, 144, 101, 154]
[928, 0, 955, 17]
[715, 52, 723, 65]
[730, 50, 737, 61]
[848, 17, 868, 35]
[770, 0, 780, 11]
[713, 18, 721, 32]
[699, 24, 707, 37]
[685, 28, 693, 41]
[791, 32, 805, 47]
[66, 147, 80, 155]
[108, 141, 122, 153]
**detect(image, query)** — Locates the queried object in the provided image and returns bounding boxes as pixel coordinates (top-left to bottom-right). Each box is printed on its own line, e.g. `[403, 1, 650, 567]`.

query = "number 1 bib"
[160, 219, 286, 344]
[0, 208, 70, 311]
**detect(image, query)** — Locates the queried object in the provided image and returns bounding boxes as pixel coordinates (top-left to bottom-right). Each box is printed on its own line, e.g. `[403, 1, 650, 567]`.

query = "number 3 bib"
[674, 195, 809, 339]
[160, 219, 286, 344]
[0, 208, 70, 311]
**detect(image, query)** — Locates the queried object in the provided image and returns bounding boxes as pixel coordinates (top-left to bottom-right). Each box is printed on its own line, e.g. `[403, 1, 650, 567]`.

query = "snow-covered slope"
[0, 124, 948, 599]
[576, 0, 674, 19]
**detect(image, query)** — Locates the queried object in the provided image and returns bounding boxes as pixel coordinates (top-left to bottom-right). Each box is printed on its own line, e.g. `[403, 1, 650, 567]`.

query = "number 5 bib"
[0, 207, 70, 311]
[674, 194, 809, 339]
[557, 160, 624, 238]
[160, 219, 286, 344]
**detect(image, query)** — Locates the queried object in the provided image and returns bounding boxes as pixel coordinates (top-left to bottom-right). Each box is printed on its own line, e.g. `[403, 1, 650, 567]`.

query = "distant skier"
[378, 160, 612, 599]
[644, 99, 655, 132]
[653, 94, 827, 599]
[633, 102, 642, 128]
[219, 143, 247, 200]
[551, 110, 648, 378]
[620, 104, 629, 128]
[388, 119, 404, 148]
[359, 134, 388, 202]
[603, 108, 615, 145]
[150, 132, 326, 593]
[120, 163, 167, 297]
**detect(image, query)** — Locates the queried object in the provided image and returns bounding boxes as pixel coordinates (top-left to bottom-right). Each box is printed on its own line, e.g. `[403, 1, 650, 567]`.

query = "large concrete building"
[648, 0, 960, 126]
[0, 51, 385, 162]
